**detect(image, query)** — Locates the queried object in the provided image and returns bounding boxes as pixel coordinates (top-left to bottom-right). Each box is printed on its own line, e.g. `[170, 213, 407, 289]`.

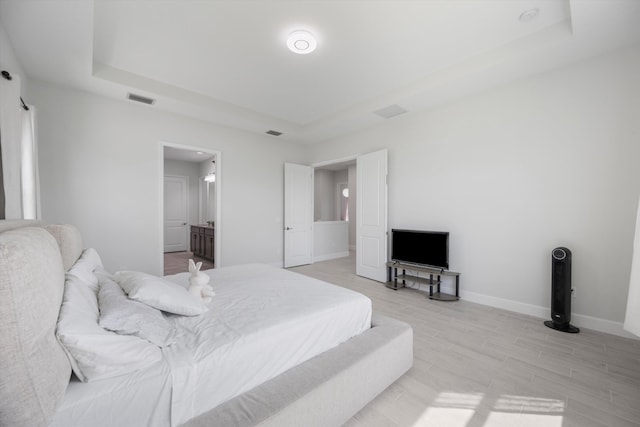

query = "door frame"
[159, 141, 222, 270]
[311, 155, 358, 171]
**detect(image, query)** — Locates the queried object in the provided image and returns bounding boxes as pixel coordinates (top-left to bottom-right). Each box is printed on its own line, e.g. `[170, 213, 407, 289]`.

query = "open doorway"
[162, 143, 221, 275]
[313, 159, 356, 269]
[285, 150, 388, 283]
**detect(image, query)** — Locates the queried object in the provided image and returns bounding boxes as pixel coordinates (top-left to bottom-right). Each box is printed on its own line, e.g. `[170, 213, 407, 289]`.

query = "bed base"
[182, 314, 413, 427]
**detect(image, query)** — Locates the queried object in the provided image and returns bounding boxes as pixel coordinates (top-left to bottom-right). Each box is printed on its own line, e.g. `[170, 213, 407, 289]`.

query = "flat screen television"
[391, 229, 449, 270]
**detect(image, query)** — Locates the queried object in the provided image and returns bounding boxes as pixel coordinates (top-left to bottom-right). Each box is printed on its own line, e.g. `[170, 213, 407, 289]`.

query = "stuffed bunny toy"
[188, 259, 215, 302]
[189, 259, 210, 286]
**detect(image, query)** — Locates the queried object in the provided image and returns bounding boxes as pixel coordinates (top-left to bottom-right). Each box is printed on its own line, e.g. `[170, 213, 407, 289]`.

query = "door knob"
[285, 227, 292, 230]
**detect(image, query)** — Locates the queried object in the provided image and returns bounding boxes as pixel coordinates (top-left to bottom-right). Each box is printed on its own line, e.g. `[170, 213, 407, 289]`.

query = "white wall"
[314, 169, 335, 221]
[309, 46, 640, 335]
[314, 168, 349, 221]
[334, 169, 348, 220]
[0, 21, 27, 92]
[30, 80, 306, 274]
[313, 221, 349, 262]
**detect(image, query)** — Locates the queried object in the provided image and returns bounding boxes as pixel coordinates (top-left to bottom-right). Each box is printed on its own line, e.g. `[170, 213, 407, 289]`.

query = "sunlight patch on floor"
[484, 412, 563, 427]
[412, 392, 565, 427]
[415, 407, 476, 426]
[495, 395, 565, 413]
[413, 392, 482, 427]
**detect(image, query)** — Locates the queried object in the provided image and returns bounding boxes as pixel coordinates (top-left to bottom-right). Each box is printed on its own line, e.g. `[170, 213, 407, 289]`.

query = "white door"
[164, 175, 188, 252]
[356, 149, 388, 282]
[284, 163, 313, 268]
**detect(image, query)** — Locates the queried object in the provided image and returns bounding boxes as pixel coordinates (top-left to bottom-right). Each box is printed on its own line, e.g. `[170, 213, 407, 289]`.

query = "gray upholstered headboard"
[0, 221, 83, 427]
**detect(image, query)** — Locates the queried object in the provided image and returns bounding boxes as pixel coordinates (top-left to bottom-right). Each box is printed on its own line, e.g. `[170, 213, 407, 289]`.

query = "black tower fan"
[544, 247, 579, 333]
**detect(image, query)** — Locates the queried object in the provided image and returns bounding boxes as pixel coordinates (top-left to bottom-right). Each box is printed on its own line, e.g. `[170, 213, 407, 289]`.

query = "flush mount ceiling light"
[287, 30, 317, 54]
[519, 8, 539, 23]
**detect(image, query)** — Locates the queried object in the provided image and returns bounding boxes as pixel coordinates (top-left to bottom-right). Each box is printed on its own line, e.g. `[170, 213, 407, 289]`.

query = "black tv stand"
[386, 261, 460, 301]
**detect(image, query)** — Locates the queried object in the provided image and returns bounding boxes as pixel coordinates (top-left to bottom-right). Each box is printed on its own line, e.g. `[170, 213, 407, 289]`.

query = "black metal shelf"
[386, 261, 460, 301]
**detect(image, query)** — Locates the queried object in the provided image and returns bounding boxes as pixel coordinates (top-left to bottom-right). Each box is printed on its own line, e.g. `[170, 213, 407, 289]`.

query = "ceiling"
[2, 0, 640, 144]
[315, 159, 356, 172]
[164, 146, 215, 163]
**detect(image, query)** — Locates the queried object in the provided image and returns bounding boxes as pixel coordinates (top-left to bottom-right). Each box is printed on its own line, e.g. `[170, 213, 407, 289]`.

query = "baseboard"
[570, 313, 637, 338]
[313, 251, 350, 263]
[459, 289, 637, 339]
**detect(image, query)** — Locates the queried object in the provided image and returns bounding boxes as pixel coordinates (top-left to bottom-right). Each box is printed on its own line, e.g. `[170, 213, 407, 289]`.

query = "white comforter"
[163, 264, 372, 425]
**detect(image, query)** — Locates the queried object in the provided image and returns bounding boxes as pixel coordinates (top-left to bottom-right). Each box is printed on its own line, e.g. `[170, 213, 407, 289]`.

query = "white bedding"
[50, 360, 173, 427]
[52, 264, 371, 427]
[163, 264, 372, 425]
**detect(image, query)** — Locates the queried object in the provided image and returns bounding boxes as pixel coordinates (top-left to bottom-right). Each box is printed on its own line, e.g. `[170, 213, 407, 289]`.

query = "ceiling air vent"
[266, 130, 283, 136]
[373, 104, 408, 119]
[127, 93, 156, 105]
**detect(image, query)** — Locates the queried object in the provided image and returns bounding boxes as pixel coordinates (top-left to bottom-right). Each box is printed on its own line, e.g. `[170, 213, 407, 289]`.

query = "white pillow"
[115, 271, 207, 316]
[65, 248, 103, 292]
[98, 276, 176, 347]
[56, 274, 162, 382]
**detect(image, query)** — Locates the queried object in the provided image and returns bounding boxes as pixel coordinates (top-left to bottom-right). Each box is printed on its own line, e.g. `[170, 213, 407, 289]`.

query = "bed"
[0, 220, 413, 427]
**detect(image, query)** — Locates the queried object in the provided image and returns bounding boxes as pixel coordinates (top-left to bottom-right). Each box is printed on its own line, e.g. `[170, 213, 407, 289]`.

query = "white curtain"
[0, 72, 40, 219]
[21, 107, 39, 219]
[624, 198, 640, 337]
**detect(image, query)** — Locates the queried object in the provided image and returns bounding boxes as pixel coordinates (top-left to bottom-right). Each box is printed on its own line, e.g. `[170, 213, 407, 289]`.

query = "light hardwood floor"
[291, 254, 640, 427]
